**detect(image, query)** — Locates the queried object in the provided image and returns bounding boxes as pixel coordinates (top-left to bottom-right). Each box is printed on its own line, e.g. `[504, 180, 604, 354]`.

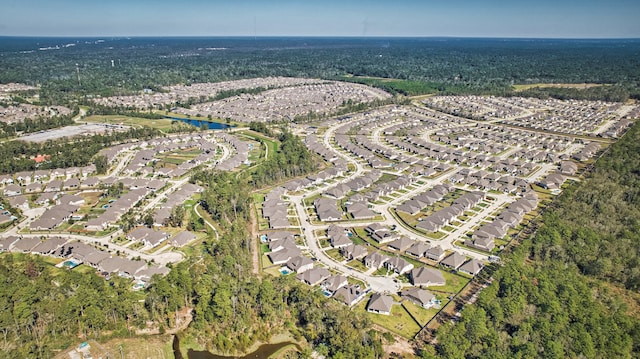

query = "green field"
[356, 294, 422, 339]
[339, 76, 441, 96]
[402, 299, 446, 327]
[84, 114, 177, 131]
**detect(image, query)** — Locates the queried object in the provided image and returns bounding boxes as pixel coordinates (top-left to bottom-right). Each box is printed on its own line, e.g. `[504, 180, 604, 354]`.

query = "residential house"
[286, 256, 314, 274]
[424, 245, 446, 261]
[385, 256, 414, 275]
[171, 231, 197, 247]
[346, 202, 376, 220]
[387, 236, 415, 252]
[340, 243, 368, 261]
[459, 259, 484, 276]
[366, 293, 393, 315]
[405, 242, 430, 258]
[268, 246, 301, 265]
[364, 252, 389, 269]
[334, 284, 366, 306]
[322, 274, 348, 294]
[440, 252, 467, 270]
[269, 238, 297, 252]
[12, 237, 41, 252]
[466, 230, 496, 252]
[314, 197, 342, 222]
[410, 267, 446, 287]
[401, 287, 439, 308]
[4, 184, 22, 197]
[296, 267, 331, 286]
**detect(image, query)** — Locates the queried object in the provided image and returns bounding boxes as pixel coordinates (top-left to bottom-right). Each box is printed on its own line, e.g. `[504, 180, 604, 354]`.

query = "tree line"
[0, 127, 161, 174]
[424, 122, 640, 358]
[2, 38, 640, 105]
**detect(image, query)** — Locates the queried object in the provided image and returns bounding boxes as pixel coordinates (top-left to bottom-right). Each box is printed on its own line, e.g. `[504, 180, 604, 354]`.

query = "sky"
[1, 0, 639, 38]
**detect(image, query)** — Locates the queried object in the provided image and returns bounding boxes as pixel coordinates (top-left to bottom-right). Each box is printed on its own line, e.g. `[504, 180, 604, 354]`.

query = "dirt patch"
[513, 83, 608, 91]
[383, 336, 417, 358]
[135, 307, 193, 335]
[373, 324, 417, 358]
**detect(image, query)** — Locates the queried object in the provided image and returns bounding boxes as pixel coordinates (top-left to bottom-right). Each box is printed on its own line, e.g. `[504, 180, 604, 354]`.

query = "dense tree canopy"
[2, 37, 640, 104]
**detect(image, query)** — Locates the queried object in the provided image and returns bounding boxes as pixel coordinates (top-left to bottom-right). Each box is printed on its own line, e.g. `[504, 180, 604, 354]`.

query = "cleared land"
[512, 83, 608, 91]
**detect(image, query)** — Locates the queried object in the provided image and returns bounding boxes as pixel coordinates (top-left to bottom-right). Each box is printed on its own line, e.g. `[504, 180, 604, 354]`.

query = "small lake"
[173, 336, 299, 359]
[165, 116, 233, 130]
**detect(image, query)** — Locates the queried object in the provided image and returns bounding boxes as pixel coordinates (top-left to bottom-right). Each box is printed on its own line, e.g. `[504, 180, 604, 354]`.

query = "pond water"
[173, 336, 299, 359]
[165, 116, 233, 130]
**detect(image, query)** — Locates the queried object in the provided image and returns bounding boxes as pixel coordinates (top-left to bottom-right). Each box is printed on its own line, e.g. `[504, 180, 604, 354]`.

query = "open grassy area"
[84, 114, 178, 132]
[402, 299, 445, 327]
[346, 259, 368, 272]
[339, 75, 440, 96]
[356, 294, 422, 339]
[430, 269, 471, 294]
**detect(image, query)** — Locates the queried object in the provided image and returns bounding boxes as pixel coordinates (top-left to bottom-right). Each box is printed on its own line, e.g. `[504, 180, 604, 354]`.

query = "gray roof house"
[286, 255, 314, 274]
[401, 287, 438, 308]
[410, 267, 446, 287]
[440, 252, 467, 269]
[334, 284, 366, 307]
[296, 267, 331, 286]
[459, 259, 484, 276]
[367, 293, 394, 315]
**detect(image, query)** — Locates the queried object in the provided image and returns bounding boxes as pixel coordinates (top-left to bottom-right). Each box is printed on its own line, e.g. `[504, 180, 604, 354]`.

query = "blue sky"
[1, 0, 639, 38]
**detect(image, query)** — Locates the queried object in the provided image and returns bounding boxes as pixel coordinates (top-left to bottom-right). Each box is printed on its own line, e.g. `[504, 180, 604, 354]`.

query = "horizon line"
[1, 35, 640, 41]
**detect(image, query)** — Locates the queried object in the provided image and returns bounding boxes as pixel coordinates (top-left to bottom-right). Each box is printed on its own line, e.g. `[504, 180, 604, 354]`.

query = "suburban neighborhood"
[0, 77, 637, 341]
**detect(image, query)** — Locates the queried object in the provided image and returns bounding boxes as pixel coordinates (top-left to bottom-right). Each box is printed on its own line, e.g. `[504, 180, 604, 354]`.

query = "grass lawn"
[84, 115, 176, 131]
[430, 269, 471, 294]
[325, 248, 344, 261]
[421, 231, 446, 240]
[346, 259, 368, 272]
[356, 295, 422, 339]
[402, 299, 444, 326]
[99, 336, 175, 359]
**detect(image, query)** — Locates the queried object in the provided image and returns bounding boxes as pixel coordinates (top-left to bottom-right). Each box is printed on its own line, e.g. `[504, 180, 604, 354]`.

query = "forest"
[427, 123, 640, 358]
[0, 127, 163, 174]
[1, 37, 640, 104]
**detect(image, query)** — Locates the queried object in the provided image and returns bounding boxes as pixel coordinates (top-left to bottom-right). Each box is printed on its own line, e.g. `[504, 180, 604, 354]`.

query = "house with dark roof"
[346, 202, 376, 220]
[424, 245, 446, 261]
[171, 231, 197, 247]
[314, 197, 342, 222]
[466, 230, 496, 252]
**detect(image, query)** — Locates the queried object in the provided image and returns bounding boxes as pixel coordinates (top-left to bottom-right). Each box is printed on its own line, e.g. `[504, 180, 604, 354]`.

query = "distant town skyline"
[1, 0, 639, 38]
